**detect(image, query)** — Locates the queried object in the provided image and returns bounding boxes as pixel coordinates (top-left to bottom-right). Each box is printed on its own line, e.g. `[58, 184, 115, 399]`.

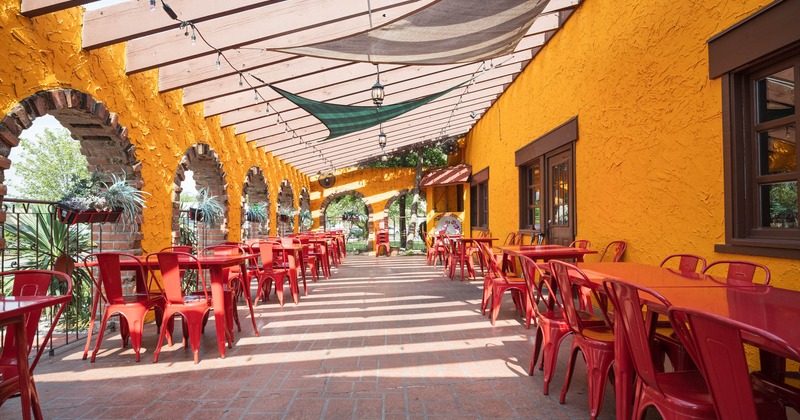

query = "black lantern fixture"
[378, 131, 387, 148]
[371, 65, 384, 106]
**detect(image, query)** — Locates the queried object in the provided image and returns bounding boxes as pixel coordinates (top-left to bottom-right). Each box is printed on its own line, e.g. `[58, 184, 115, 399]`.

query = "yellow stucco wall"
[463, 0, 799, 289]
[310, 167, 417, 237]
[0, 6, 309, 250]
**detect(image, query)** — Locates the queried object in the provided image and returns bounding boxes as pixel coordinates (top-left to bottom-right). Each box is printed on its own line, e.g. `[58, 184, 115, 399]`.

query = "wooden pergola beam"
[20, 0, 97, 18]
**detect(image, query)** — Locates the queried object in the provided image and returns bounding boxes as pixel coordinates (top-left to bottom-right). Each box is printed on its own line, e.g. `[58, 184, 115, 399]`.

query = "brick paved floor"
[1, 255, 616, 419]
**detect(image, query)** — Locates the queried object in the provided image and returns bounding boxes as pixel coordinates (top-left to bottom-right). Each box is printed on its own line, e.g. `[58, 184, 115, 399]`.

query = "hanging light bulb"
[190, 26, 196, 46]
[254, 89, 259, 102]
[149, 0, 157, 12]
[381, 152, 388, 162]
[215, 53, 221, 70]
[239, 74, 244, 87]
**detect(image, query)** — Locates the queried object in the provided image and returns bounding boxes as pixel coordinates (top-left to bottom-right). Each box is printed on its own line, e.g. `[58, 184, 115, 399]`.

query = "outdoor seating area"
[1, 0, 799, 419]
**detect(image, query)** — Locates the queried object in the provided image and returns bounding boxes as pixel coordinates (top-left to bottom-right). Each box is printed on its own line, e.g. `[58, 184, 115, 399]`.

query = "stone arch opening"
[384, 189, 427, 245]
[320, 190, 374, 245]
[276, 179, 295, 235]
[0, 88, 144, 254]
[241, 167, 270, 240]
[172, 143, 228, 247]
[299, 187, 311, 232]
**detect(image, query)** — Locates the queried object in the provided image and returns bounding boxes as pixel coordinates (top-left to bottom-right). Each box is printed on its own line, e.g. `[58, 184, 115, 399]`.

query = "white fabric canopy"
[277, 0, 550, 65]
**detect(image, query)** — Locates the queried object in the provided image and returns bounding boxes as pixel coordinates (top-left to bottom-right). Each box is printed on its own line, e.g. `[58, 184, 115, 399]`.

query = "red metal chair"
[297, 236, 322, 281]
[549, 260, 614, 419]
[476, 242, 526, 325]
[375, 229, 391, 257]
[598, 240, 626, 262]
[702, 259, 771, 285]
[0, 270, 72, 416]
[568, 239, 591, 248]
[502, 232, 517, 246]
[603, 279, 717, 420]
[82, 253, 166, 363]
[253, 241, 295, 306]
[446, 237, 475, 280]
[149, 252, 215, 364]
[669, 306, 791, 419]
[160, 245, 195, 253]
[659, 253, 707, 273]
[200, 245, 258, 335]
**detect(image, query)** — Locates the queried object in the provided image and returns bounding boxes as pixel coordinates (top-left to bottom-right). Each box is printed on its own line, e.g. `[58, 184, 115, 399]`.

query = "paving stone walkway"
[1, 255, 615, 419]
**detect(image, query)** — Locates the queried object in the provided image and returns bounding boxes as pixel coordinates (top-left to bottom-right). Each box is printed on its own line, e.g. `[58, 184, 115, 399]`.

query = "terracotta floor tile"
[1, 256, 618, 420]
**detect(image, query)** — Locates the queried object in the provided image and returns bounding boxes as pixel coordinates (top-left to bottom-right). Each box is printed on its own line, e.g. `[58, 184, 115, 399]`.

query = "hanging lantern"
[378, 131, 387, 148]
[371, 81, 385, 106]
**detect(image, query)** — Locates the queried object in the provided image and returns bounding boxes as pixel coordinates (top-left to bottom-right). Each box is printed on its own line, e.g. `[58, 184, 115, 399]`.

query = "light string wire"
[157, 0, 335, 173]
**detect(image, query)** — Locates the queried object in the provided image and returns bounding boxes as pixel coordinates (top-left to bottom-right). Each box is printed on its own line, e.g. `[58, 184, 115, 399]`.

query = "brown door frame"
[543, 144, 576, 245]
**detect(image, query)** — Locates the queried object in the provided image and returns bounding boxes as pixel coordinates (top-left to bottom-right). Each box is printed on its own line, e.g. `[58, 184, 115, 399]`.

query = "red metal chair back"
[603, 279, 671, 393]
[146, 252, 207, 304]
[85, 253, 150, 305]
[502, 232, 516, 246]
[477, 242, 509, 284]
[668, 306, 799, 419]
[518, 255, 553, 315]
[0, 270, 72, 372]
[255, 240, 283, 271]
[160, 245, 195, 254]
[568, 239, 591, 249]
[659, 253, 707, 273]
[549, 260, 611, 333]
[201, 244, 244, 257]
[702, 260, 771, 285]
[598, 241, 627, 262]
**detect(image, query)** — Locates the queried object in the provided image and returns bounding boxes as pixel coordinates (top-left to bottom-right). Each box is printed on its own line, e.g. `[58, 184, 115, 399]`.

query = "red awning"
[420, 164, 472, 187]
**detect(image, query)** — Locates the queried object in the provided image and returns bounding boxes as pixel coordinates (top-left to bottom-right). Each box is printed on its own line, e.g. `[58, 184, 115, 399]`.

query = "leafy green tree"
[9, 128, 89, 200]
[362, 145, 447, 168]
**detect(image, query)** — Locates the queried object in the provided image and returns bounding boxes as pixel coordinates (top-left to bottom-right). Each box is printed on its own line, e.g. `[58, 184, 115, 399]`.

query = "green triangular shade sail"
[270, 81, 467, 141]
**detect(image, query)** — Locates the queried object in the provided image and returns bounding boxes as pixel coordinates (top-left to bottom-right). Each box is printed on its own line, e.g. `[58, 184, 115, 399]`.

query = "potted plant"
[277, 206, 298, 223]
[56, 173, 148, 228]
[245, 202, 268, 223]
[189, 189, 225, 227]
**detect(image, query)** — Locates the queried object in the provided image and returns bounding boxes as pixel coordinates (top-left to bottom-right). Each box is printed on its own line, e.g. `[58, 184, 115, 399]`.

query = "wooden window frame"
[471, 167, 489, 230]
[710, 0, 800, 259]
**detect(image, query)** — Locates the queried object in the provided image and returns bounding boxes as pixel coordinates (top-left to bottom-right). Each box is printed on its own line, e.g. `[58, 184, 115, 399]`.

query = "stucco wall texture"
[463, 0, 799, 289]
[0, 6, 309, 251]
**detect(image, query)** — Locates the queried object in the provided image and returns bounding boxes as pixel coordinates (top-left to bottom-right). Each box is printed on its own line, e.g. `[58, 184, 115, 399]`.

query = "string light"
[149, 0, 156, 12]
[239, 74, 244, 87]
[215, 52, 221, 70]
[190, 26, 196, 46]
[254, 89, 259, 102]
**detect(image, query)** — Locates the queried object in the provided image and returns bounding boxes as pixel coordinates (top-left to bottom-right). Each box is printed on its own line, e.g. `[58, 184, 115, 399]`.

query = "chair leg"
[542, 326, 571, 395]
[153, 310, 174, 363]
[490, 287, 504, 325]
[584, 345, 615, 420]
[90, 309, 114, 363]
[560, 344, 582, 404]
[82, 294, 101, 360]
[530, 327, 544, 376]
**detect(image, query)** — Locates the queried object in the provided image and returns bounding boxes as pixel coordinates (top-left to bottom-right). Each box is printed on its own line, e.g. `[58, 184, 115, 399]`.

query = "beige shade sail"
[277, 0, 550, 65]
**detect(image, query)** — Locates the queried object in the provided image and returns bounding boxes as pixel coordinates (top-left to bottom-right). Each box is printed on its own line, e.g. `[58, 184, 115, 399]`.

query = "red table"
[455, 237, 498, 279]
[499, 244, 597, 273]
[121, 254, 253, 359]
[576, 262, 800, 419]
[0, 295, 72, 419]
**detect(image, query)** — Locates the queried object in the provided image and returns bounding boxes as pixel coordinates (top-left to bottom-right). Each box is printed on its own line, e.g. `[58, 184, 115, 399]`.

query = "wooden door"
[546, 148, 574, 246]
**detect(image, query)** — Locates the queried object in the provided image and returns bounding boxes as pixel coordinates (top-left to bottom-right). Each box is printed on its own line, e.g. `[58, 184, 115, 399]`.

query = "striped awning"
[277, 0, 550, 65]
[271, 82, 466, 141]
[420, 164, 472, 187]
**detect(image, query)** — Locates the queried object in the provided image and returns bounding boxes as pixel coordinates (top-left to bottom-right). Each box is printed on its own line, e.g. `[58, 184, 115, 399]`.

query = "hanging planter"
[56, 206, 122, 225]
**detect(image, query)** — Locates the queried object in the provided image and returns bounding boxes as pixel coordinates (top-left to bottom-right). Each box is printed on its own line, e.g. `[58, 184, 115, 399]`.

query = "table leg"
[13, 315, 36, 420]
[614, 310, 634, 420]
[209, 266, 229, 358]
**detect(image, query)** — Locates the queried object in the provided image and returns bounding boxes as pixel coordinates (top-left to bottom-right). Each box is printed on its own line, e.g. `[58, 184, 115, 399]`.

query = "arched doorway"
[276, 179, 295, 235]
[172, 143, 229, 248]
[299, 187, 311, 232]
[241, 167, 270, 240]
[320, 191, 374, 252]
[384, 190, 427, 249]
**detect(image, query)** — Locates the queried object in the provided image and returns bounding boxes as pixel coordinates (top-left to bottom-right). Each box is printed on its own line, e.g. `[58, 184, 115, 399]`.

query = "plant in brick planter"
[56, 173, 147, 229]
[245, 202, 268, 223]
[299, 208, 313, 231]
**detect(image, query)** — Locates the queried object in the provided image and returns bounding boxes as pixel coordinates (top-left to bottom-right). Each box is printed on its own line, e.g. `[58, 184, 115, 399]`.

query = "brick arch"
[172, 143, 228, 246]
[241, 166, 270, 238]
[319, 190, 374, 239]
[0, 88, 144, 253]
[299, 187, 311, 232]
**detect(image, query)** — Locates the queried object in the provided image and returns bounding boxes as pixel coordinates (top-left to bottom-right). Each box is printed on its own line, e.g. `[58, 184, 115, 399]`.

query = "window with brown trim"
[470, 168, 489, 229]
[520, 158, 543, 231]
[710, 0, 800, 258]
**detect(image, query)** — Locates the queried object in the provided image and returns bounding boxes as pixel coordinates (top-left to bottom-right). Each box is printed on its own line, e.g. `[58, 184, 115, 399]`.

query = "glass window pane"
[534, 208, 541, 231]
[760, 181, 798, 228]
[758, 125, 796, 175]
[756, 67, 795, 123]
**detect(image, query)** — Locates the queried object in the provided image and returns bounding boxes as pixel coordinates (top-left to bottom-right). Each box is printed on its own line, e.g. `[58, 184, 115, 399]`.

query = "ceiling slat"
[21, 0, 96, 17]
